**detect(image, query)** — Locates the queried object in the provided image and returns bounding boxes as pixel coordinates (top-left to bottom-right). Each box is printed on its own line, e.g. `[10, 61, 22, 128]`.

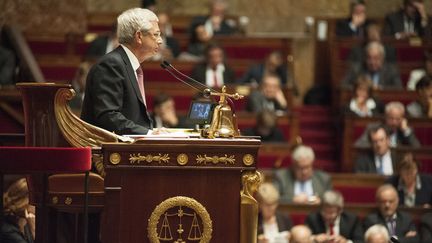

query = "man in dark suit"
[273, 145, 332, 205]
[383, 0, 428, 39]
[342, 41, 402, 90]
[420, 212, 432, 243]
[85, 23, 119, 61]
[246, 74, 288, 113]
[306, 190, 363, 243]
[355, 124, 398, 175]
[335, 0, 370, 38]
[81, 8, 162, 135]
[190, 43, 235, 88]
[364, 184, 419, 243]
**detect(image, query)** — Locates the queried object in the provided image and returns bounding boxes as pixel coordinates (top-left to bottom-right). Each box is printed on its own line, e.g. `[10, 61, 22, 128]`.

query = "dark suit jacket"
[165, 36, 180, 58]
[81, 46, 153, 135]
[85, 35, 110, 60]
[335, 18, 369, 38]
[354, 151, 398, 174]
[273, 169, 332, 204]
[0, 46, 16, 85]
[242, 127, 286, 142]
[342, 63, 403, 90]
[0, 216, 33, 243]
[257, 212, 292, 235]
[383, 9, 425, 37]
[237, 63, 288, 85]
[363, 210, 419, 243]
[189, 15, 237, 36]
[305, 211, 363, 243]
[420, 212, 432, 243]
[190, 63, 236, 87]
[387, 174, 432, 207]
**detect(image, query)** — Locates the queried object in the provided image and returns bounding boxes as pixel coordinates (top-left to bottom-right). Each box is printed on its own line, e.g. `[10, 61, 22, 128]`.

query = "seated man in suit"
[387, 153, 432, 208]
[355, 102, 421, 148]
[383, 0, 428, 39]
[364, 184, 419, 243]
[151, 93, 188, 129]
[420, 212, 432, 243]
[273, 145, 332, 205]
[242, 110, 286, 142]
[355, 124, 398, 175]
[342, 41, 402, 90]
[190, 43, 235, 88]
[246, 74, 288, 114]
[335, 0, 369, 38]
[364, 224, 390, 243]
[256, 182, 292, 243]
[306, 190, 363, 243]
[407, 77, 432, 118]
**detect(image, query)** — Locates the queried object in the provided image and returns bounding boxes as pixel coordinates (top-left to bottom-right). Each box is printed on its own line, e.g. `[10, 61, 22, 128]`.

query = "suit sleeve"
[87, 60, 150, 135]
[349, 215, 365, 243]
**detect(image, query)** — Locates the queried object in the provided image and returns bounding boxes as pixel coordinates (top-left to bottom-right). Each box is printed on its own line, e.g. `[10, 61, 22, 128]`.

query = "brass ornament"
[177, 153, 188, 165]
[242, 154, 254, 166]
[65, 197, 73, 205]
[93, 153, 105, 177]
[52, 196, 58, 204]
[109, 153, 121, 165]
[148, 196, 212, 243]
[196, 154, 235, 165]
[129, 153, 170, 164]
[240, 171, 262, 243]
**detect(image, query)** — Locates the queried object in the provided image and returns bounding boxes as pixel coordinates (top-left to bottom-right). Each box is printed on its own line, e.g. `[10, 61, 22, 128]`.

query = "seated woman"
[343, 75, 384, 117]
[387, 153, 432, 208]
[1, 178, 35, 243]
[256, 182, 292, 243]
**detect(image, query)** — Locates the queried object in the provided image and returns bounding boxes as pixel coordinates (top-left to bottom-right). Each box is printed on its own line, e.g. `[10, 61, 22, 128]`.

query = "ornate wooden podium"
[101, 138, 261, 243]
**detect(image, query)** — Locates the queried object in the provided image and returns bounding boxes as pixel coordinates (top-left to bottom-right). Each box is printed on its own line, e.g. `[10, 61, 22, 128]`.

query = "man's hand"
[405, 230, 417, 237]
[351, 12, 366, 27]
[400, 118, 409, 132]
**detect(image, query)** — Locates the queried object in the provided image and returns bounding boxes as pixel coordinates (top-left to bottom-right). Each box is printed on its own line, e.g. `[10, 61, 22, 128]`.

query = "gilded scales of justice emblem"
[148, 196, 213, 243]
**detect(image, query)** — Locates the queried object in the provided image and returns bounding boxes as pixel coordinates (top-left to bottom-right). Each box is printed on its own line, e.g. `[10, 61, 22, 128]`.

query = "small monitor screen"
[188, 101, 215, 125]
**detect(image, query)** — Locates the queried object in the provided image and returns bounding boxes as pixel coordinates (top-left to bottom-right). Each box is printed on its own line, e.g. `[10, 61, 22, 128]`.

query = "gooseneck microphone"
[160, 61, 216, 98]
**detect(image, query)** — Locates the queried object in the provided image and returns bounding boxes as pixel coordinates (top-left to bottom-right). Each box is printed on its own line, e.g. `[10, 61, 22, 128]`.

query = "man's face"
[400, 167, 417, 187]
[366, 234, 388, 243]
[419, 85, 432, 104]
[366, 48, 384, 72]
[352, 4, 366, 17]
[385, 108, 404, 132]
[259, 201, 278, 220]
[404, 1, 419, 18]
[139, 22, 163, 61]
[261, 76, 281, 99]
[370, 128, 390, 156]
[378, 188, 399, 218]
[293, 157, 314, 182]
[208, 48, 224, 69]
[320, 205, 341, 225]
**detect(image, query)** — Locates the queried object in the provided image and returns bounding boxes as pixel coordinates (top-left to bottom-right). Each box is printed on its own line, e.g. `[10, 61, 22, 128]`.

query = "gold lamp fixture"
[202, 86, 244, 139]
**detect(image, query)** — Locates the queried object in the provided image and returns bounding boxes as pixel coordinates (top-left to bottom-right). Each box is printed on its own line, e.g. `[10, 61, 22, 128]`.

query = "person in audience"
[407, 77, 432, 118]
[355, 101, 421, 148]
[344, 75, 384, 117]
[420, 212, 432, 243]
[181, 24, 213, 61]
[242, 109, 286, 142]
[85, 22, 119, 62]
[383, 0, 428, 39]
[237, 51, 289, 87]
[190, 43, 235, 88]
[348, 23, 397, 65]
[364, 224, 390, 243]
[354, 124, 398, 175]
[189, 0, 237, 38]
[273, 145, 332, 205]
[151, 93, 187, 128]
[335, 0, 370, 38]
[364, 184, 419, 243]
[290, 225, 313, 243]
[387, 153, 432, 208]
[1, 178, 35, 243]
[407, 51, 432, 90]
[306, 190, 363, 243]
[150, 12, 180, 61]
[246, 74, 288, 114]
[256, 182, 292, 243]
[342, 41, 402, 90]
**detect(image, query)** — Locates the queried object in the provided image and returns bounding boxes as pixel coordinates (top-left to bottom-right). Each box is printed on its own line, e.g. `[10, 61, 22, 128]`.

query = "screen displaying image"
[190, 102, 212, 120]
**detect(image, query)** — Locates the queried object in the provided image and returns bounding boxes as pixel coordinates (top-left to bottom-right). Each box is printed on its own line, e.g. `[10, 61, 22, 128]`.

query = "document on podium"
[124, 128, 200, 140]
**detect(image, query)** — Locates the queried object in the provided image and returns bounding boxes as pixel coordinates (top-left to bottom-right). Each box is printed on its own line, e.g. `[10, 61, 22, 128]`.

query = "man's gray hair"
[385, 101, 405, 114]
[364, 224, 390, 242]
[117, 8, 158, 45]
[366, 41, 385, 58]
[322, 190, 344, 208]
[292, 145, 315, 163]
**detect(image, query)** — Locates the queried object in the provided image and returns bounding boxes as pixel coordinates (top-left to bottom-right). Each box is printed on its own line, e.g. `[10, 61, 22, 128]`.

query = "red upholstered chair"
[0, 146, 92, 243]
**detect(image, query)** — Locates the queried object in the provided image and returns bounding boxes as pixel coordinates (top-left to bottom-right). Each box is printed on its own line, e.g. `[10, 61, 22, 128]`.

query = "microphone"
[390, 236, 400, 243]
[160, 61, 216, 98]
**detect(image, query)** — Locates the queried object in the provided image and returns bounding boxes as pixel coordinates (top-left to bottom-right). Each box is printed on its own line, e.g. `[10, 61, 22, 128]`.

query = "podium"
[101, 137, 261, 243]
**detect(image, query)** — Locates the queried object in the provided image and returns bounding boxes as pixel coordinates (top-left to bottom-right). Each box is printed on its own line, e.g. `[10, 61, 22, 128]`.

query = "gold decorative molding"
[177, 153, 188, 166]
[109, 153, 121, 165]
[52, 196, 58, 204]
[240, 171, 262, 243]
[196, 154, 235, 165]
[54, 88, 132, 147]
[148, 196, 212, 243]
[93, 153, 106, 177]
[129, 153, 170, 164]
[65, 197, 73, 205]
[242, 154, 254, 166]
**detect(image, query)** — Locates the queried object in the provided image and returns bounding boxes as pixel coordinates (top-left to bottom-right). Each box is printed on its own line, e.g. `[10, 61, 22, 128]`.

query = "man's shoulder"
[313, 169, 330, 180]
